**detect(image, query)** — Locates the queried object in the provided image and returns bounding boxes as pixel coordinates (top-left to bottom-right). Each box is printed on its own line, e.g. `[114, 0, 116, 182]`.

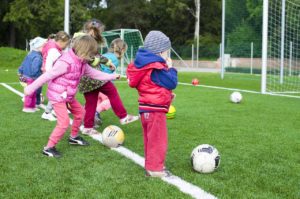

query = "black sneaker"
[42, 147, 61, 158]
[69, 136, 89, 146]
[94, 112, 103, 127]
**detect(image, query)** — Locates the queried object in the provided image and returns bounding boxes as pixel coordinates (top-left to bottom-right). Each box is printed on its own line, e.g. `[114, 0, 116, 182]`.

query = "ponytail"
[109, 38, 128, 59]
[83, 19, 105, 44]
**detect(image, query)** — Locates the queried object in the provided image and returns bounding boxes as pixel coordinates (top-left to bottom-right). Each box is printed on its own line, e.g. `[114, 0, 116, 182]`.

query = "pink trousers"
[141, 112, 168, 171]
[46, 99, 85, 148]
[23, 78, 36, 109]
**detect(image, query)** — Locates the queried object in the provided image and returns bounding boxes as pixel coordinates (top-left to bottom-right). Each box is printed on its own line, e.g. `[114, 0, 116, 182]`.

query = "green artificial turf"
[1, 47, 299, 199]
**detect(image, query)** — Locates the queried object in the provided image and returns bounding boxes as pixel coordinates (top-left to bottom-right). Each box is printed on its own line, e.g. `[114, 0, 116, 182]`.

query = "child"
[18, 37, 47, 113]
[93, 38, 127, 126]
[24, 35, 120, 158]
[75, 19, 139, 135]
[41, 31, 70, 121]
[126, 31, 178, 177]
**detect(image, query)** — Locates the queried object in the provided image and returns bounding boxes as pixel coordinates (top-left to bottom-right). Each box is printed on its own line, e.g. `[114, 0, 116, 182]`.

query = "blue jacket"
[18, 51, 43, 79]
[100, 52, 119, 74]
[134, 49, 177, 90]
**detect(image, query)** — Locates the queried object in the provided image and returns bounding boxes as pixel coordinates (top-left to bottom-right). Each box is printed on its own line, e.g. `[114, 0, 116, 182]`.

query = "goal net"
[264, 0, 300, 96]
[102, 29, 144, 75]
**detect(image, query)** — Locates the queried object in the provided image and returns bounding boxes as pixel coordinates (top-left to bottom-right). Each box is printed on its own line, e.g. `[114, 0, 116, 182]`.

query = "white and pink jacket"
[41, 39, 62, 72]
[25, 49, 117, 104]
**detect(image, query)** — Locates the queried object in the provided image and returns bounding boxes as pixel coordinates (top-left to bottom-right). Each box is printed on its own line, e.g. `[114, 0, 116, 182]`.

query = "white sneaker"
[41, 112, 57, 121]
[51, 110, 56, 117]
[81, 128, 99, 135]
[145, 170, 172, 178]
[120, 114, 139, 125]
[22, 108, 36, 113]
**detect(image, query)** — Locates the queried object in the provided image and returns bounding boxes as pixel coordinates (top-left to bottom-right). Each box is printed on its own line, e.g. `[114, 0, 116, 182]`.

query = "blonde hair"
[72, 35, 98, 61]
[108, 38, 128, 59]
[48, 31, 70, 42]
[83, 19, 105, 44]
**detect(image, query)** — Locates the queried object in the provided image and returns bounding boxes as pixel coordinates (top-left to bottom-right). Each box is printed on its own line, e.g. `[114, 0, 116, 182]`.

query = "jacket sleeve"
[25, 60, 68, 95]
[45, 48, 61, 72]
[31, 56, 42, 79]
[84, 64, 117, 81]
[150, 68, 178, 90]
[18, 65, 23, 74]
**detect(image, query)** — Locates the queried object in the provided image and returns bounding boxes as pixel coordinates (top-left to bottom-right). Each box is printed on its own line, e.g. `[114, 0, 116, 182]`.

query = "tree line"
[1, 0, 266, 58]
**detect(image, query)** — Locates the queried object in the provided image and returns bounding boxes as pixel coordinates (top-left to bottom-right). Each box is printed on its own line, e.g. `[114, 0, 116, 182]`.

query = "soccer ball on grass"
[191, 144, 220, 173]
[102, 125, 125, 148]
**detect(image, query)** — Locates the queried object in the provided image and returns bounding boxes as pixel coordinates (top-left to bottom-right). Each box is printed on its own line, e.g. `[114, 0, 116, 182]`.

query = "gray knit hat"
[144, 31, 171, 54]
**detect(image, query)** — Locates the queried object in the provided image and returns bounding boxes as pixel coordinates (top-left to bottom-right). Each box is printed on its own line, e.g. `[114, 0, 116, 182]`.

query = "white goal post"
[262, 0, 300, 97]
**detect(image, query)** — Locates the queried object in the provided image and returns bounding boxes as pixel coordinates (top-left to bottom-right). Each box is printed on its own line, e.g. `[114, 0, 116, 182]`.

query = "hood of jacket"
[127, 49, 167, 88]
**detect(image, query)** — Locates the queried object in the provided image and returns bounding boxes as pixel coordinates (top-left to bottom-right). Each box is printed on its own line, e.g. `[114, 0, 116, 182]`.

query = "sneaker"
[50, 110, 56, 117]
[120, 114, 139, 125]
[81, 128, 99, 135]
[22, 108, 36, 113]
[145, 169, 172, 178]
[68, 136, 89, 146]
[41, 112, 57, 121]
[42, 147, 61, 158]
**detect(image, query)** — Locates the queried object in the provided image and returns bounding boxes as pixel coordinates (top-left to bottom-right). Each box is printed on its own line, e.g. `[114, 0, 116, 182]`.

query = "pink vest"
[41, 39, 62, 72]
[47, 49, 86, 103]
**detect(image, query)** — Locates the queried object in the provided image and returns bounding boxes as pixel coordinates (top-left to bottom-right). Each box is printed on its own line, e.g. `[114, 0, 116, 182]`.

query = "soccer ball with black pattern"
[102, 125, 125, 148]
[191, 144, 220, 173]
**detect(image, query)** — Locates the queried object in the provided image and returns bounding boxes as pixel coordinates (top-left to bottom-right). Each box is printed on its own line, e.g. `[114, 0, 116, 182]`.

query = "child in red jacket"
[126, 31, 177, 177]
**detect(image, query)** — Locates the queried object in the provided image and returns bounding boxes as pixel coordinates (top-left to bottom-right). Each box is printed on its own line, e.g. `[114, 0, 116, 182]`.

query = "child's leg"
[68, 99, 85, 138]
[46, 102, 70, 148]
[96, 93, 111, 113]
[36, 87, 42, 105]
[24, 78, 36, 109]
[45, 102, 53, 113]
[100, 81, 127, 119]
[141, 112, 168, 171]
[83, 88, 100, 128]
[141, 113, 149, 167]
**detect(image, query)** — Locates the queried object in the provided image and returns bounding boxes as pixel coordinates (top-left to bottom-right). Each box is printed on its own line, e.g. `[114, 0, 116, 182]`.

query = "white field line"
[178, 82, 260, 94]
[3, 80, 300, 99]
[178, 82, 300, 99]
[0, 82, 217, 199]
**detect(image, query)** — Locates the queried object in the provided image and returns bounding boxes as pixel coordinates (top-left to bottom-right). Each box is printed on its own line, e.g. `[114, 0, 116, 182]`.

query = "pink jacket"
[25, 49, 117, 104]
[41, 39, 62, 72]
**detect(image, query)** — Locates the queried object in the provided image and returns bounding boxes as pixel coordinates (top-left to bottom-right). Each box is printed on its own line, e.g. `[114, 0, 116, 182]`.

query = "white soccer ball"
[230, 91, 243, 103]
[102, 125, 125, 148]
[191, 144, 220, 173]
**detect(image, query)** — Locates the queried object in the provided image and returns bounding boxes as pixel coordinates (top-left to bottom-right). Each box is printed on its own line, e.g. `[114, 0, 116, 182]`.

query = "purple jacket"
[25, 49, 117, 104]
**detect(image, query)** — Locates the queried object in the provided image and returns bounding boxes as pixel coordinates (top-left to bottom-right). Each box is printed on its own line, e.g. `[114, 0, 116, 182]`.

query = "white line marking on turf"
[1, 83, 217, 199]
[178, 82, 300, 99]
[116, 80, 300, 99]
[178, 82, 260, 94]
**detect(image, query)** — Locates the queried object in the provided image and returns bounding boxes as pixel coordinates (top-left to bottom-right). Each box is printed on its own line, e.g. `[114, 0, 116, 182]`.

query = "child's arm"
[45, 48, 61, 72]
[31, 57, 43, 79]
[151, 68, 178, 90]
[84, 64, 120, 81]
[24, 60, 69, 95]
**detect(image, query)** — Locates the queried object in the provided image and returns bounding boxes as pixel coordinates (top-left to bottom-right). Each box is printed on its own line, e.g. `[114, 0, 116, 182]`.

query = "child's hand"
[110, 63, 116, 71]
[24, 87, 30, 96]
[171, 93, 176, 101]
[115, 74, 121, 80]
[166, 57, 173, 68]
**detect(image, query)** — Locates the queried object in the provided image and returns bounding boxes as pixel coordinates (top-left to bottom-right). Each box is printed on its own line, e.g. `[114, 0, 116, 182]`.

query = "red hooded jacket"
[127, 49, 176, 113]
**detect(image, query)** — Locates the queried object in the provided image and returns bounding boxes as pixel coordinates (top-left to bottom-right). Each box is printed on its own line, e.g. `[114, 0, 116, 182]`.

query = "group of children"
[20, 19, 177, 178]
